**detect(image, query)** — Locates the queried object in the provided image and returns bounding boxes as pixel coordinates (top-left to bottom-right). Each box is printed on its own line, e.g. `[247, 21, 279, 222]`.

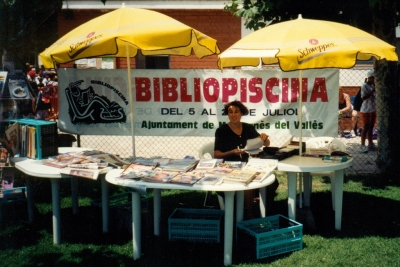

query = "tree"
[0, 0, 62, 71]
[224, 0, 399, 176]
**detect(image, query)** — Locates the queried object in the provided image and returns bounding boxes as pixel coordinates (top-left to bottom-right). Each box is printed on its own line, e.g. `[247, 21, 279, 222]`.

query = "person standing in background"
[359, 70, 377, 153]
[338, 86, 357, 137]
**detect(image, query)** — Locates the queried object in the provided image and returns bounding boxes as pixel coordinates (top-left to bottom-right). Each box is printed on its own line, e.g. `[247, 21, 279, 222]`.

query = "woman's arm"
[339, 93, 352, 114]
[259, 133, 270, 147]
[214, 148, 242, 159]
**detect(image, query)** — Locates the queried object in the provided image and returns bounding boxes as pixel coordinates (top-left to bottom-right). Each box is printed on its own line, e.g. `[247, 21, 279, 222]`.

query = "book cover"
[118, 162, 158, 179]
[5, 122, 20, 156]
[0, 148, 8, 167]
[195, 158, 218, 170]
[206, 166, 234, 176]
[7, 75, 30, 99]
[152, 158, 171, 166]
[89, 153, 131, 168]
[170, 171, 205, 185]
[252, 171, 270, 183]
[197, 175, 224, 185]
[27, 126, 36, 158]
[1, 169, 14, 188]
[162, 159, 198, 172]
[141, 170, 179, 183]
[223, 169, 257, 185]
[242, 158, 278, 172]
[44, 153, 86, 168]
[68, 162, 107, 169]
[60, 168, 100, 180]
[217, 161, 245, 169]
[0, 71, 7, 96]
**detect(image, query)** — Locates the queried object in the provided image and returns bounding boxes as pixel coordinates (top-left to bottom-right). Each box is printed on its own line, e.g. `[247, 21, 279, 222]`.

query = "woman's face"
[228, 105, 242, 123]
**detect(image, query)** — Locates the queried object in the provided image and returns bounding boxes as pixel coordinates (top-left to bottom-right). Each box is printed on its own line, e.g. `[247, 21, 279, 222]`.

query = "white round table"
[277, 155, 353, 230]
[106, 169, 276, 266]
[12, 147, 112, 244]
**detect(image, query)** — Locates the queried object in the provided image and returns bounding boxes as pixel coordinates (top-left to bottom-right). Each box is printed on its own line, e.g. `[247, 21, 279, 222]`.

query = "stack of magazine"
[44, 151, 115, 180]
[161, 159, 199, 172]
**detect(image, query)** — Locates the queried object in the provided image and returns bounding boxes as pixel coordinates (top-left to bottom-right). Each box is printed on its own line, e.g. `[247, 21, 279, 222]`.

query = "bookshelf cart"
[9, 118, 58, 159]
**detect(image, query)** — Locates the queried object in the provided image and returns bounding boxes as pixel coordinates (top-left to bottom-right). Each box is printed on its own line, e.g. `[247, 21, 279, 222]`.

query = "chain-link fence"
[62, 66, 389, 175]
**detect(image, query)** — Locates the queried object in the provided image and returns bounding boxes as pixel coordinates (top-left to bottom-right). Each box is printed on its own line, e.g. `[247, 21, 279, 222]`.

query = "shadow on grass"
[345, 173, 400, 189]
[309, 190, 400, 238]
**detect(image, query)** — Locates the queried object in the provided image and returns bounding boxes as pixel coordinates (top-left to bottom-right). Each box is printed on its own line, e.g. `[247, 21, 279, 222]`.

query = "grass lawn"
[1, 170, 400, 267]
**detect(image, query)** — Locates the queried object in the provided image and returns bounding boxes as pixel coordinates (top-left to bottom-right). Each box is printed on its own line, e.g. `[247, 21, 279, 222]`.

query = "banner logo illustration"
[65, 80, 126, 124]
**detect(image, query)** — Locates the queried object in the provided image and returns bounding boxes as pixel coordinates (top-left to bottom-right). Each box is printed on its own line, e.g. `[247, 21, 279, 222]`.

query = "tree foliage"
[224, 0, 398, 32]
[0, 0, 62, 70]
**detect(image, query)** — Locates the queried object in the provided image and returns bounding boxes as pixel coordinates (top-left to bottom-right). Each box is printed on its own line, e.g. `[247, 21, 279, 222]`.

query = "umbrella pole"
[126, 43, 136, 159]
[299, 70, 303, 156]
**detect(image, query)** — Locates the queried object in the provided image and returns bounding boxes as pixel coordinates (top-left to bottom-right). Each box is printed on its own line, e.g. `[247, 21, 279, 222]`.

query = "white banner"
[58, 68, 339, 137]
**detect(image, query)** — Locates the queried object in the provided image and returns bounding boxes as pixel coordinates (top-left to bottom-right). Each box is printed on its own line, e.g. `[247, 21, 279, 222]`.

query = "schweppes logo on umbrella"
[297, 39, 337, 64]
[68, 32, 104, 59]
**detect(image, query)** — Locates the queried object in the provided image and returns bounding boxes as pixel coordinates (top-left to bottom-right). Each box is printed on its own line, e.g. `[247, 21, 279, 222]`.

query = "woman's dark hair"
[224, 100, 249, 115]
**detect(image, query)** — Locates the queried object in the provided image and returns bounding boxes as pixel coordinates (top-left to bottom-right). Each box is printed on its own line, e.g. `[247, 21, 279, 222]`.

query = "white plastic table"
[12, 147, 112, 244]
[106, 169, 276, 266]
[277, 155, 353, 230]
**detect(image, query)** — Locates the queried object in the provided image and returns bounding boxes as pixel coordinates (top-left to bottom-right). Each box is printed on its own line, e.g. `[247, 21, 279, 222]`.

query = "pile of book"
[44, 150, 129, 179]
[116, 157, 278, 186]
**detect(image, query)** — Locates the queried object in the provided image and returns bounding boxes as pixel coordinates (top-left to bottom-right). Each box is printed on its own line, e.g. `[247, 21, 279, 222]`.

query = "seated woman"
[214, 100, 270, 219]
[338, 86, 358, 137]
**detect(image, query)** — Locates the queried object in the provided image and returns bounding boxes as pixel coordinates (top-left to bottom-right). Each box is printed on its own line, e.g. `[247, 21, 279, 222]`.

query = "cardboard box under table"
[168, 208, 224, 243]
[236, 214, 303, 259]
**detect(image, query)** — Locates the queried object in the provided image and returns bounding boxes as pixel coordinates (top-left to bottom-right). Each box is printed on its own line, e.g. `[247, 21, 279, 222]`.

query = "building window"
[136, 51, 170, 69]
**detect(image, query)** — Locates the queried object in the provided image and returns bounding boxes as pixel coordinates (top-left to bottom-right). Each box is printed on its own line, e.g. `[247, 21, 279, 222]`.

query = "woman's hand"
[260, 133, 270, 147]
[259, 133, 269, 141]
[231, 147, 244, 155]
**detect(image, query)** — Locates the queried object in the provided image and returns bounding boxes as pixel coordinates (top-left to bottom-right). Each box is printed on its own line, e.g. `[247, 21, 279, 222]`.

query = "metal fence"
[63, 66, 384, 175]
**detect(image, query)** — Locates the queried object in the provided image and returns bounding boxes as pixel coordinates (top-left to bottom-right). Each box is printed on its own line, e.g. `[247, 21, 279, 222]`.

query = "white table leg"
[235, 191, 244, 222]
[303, 172, 311, 207]
[153, 189, 161, 236]
[51, 179, 61, 244]
[131, 191, 142, 260]
[259, 187, 266, 217]
[287, 172, 297, 220]
[224, 191, 235, 266]
[100, 174, 109, 233]
[70, 177, 79, 214]
[25, 176, 34, 223]
[330, 172, 336, 211]
[334, 169, 344, 230]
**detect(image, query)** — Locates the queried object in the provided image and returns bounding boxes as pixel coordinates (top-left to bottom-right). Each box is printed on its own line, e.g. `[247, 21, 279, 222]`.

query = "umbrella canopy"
[218, 15, 398, 154]
[40, 7, 220, 68]
[40, 6, 220, 160]
[218, 15, 397, 71]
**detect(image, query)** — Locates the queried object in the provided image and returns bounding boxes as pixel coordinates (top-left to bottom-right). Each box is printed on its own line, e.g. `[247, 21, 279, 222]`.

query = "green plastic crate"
[236, 214, 302, 259]
[168, 208, 224, 243]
